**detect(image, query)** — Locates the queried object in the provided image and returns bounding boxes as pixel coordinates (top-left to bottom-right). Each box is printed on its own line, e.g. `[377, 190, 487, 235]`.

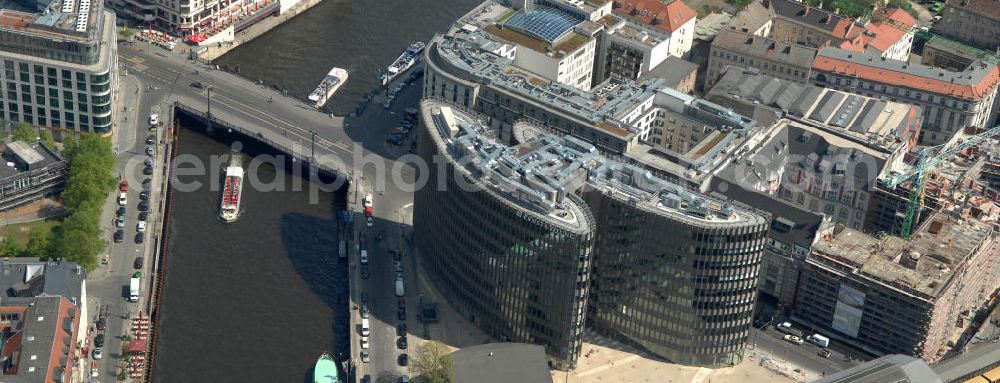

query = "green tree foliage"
[13, 122, 36, 142]
[0, 237, 21, 257]
[826, 0, 878, 18]
[62, 134, 78, 160]
[23, 226, 52, 259]
[50, 205, 103, 269]
[39, 130, 56, 152]
[726, 0, 753, 10]
[47, 133, 116, 270]
[412, 341, 454, 383]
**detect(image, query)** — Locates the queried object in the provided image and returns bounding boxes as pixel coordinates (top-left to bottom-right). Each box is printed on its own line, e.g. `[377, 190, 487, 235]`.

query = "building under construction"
[793, 213, 1000, 361]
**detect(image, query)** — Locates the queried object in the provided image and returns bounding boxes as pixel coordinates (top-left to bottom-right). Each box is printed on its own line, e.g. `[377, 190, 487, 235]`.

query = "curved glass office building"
[414, 101, 770, 369]
[584, 189, 768, 367]
[413, 103, 595, 370]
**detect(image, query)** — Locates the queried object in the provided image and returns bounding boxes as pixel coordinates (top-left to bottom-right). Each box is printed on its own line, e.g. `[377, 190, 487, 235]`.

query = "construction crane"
[882, 125, 1000, 239]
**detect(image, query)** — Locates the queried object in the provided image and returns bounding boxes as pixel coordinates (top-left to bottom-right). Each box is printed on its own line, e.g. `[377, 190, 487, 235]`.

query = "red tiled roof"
[882, 8, 916, 28]
[812, 55, 1000, 100]
[838, 21, 908, 53]
[613, 0, 697, 33]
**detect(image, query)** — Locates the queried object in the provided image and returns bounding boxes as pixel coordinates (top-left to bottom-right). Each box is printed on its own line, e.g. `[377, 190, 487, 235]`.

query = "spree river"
[152, 120, 348, 382]
[214, 0, 482, 115]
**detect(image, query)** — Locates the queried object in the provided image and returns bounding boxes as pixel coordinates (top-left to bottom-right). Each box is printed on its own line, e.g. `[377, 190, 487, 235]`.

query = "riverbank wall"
[199, 0, 325, 62]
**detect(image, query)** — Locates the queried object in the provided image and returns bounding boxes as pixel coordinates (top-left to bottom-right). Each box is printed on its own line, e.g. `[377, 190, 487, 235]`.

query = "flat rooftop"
[0, 141, 63, 182]
[424, 100, 758, 229]
[708, 67, 921, 153]
[811, 213, 994, 298]
[431, 20, 665, 140]
[0, 0, 103, 40]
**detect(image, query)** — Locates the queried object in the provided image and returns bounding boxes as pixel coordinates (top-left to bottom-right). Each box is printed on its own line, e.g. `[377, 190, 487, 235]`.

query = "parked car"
[143, 165, 154, 175]
[138, 201, 149, 212]
[397, 323, 407, 337]
[146, 145, 155, 156]
[400, 375, 409, 383]
[139, 212, 149, 221]
[361, 304, 369, 318]
[397, 336, 407, 349]
[113, 230, 124, 243]
[117, 207, 126, 217]
[137, 221, 146, 233]
[361, 375, 371, 383]
[119, 180, 129, 191]
[134, 256, 144, 269]
[191, 82, 206, 89]
[140, 191, 149, 201]
[145, 157, 154, 167]
[361, 265, 370, 280]
[116, 216, 125, 228]
[149, 113, 159, 126]
[360, 351, 370, 363]
[94, 334, 105, 348]
[783, 334, 804, 345]
[366, 216, 374, 228]
[118, 192, 127, 206]
[361, 336, 370, 349]
[398, 309, 406, 321]
[93, 348, 102, 360]
[819, 349, 831, 358]
[146, 134, 156, 144]
[398, 354, 408, 366]
[96, 318, 106, 331]
[135, 232, 144, 244]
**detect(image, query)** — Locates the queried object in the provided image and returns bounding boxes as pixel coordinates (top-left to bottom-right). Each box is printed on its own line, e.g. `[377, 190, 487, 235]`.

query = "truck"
[807, 333, 830, 347]
[128, 274, 140, 302]
[361, 318, 370, 336]
[395, 279, 404, 297]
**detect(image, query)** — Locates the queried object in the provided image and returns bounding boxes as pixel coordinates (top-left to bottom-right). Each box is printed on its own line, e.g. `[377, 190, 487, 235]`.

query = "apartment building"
[932, 0, 1000, 52]
[922, 34, 1000, 72]
[596, 15, 672, 82]
[706, 28, 817, 89]
[769, 0, 915, 60]
[725, 0, 773, 36]
[0, 2, 118, 138]
[769, 0, 855, 47]
[611, 0, 695, 58]
[794, 216, 1000, 361]
[811, 47, 1000, 145]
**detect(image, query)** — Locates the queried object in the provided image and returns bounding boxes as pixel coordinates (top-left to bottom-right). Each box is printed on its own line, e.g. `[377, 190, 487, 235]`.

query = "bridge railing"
[172, 101, 352, 179]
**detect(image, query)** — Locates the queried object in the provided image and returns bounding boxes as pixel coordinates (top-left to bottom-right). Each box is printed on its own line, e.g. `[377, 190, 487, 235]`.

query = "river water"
[214, 0, 482, 115]
[155, 1, 482, 380]
[152, 119, 348, 382]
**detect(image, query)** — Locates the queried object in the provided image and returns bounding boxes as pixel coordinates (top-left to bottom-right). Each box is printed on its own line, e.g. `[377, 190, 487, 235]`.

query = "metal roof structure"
[503, 5, 582, 43]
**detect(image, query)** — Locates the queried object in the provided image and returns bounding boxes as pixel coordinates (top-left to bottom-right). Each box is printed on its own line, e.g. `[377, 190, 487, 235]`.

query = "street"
[348, 70, 423, 383]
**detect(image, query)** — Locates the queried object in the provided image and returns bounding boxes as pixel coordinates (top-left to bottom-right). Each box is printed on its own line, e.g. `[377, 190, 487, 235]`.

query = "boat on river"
[314, 352, 340, 383]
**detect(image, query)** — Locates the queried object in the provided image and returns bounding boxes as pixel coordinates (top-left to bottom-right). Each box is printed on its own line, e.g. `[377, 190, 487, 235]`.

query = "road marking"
[209, 92, 352, 155]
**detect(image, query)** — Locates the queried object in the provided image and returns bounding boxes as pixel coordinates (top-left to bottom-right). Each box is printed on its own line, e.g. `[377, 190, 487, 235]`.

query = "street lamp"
[206, 84, 213, 119]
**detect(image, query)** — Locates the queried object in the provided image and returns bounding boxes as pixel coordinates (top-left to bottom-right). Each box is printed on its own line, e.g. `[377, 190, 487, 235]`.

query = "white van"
[360, 250, 368, 265]
[361, 318, 370, 336]
[807, 333, 830, 347]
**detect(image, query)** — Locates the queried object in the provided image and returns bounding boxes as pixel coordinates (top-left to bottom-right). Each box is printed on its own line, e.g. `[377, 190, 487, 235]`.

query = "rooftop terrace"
[0, 0, 103, 40]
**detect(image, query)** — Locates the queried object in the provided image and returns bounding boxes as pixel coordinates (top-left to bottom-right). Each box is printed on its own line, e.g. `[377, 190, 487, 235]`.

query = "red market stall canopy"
[129, 340, 146, 353]
[186, 34, 207, 43]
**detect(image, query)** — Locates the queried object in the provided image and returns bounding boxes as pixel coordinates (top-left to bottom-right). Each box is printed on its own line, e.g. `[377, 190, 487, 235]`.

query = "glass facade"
[584, 192, 768, 367]
[0, 12, 116, 136]
[413, 128, 594, 370]
[413, 101, 770, 370]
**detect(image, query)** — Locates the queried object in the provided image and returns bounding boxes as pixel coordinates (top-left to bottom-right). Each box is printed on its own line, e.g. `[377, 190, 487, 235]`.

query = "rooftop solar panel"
[503, 6, 581, 43]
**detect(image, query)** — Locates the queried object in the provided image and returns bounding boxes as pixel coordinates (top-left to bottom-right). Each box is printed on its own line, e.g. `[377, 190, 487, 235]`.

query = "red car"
[364, 206, 373, 216]
[119, 180, 129, 192]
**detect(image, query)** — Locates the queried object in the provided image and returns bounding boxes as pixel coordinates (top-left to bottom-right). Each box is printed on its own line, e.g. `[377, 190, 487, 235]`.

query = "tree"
[24, 226, 52, 259]
[50, 205, 103, 269]
[726, 0, 753, 10]
[0, 237, 22, 257]
[39, 130, 56, 152]
[62, 134, 78, 160]
[13, 122, 36, 142]
[411, 341, 454, 383]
